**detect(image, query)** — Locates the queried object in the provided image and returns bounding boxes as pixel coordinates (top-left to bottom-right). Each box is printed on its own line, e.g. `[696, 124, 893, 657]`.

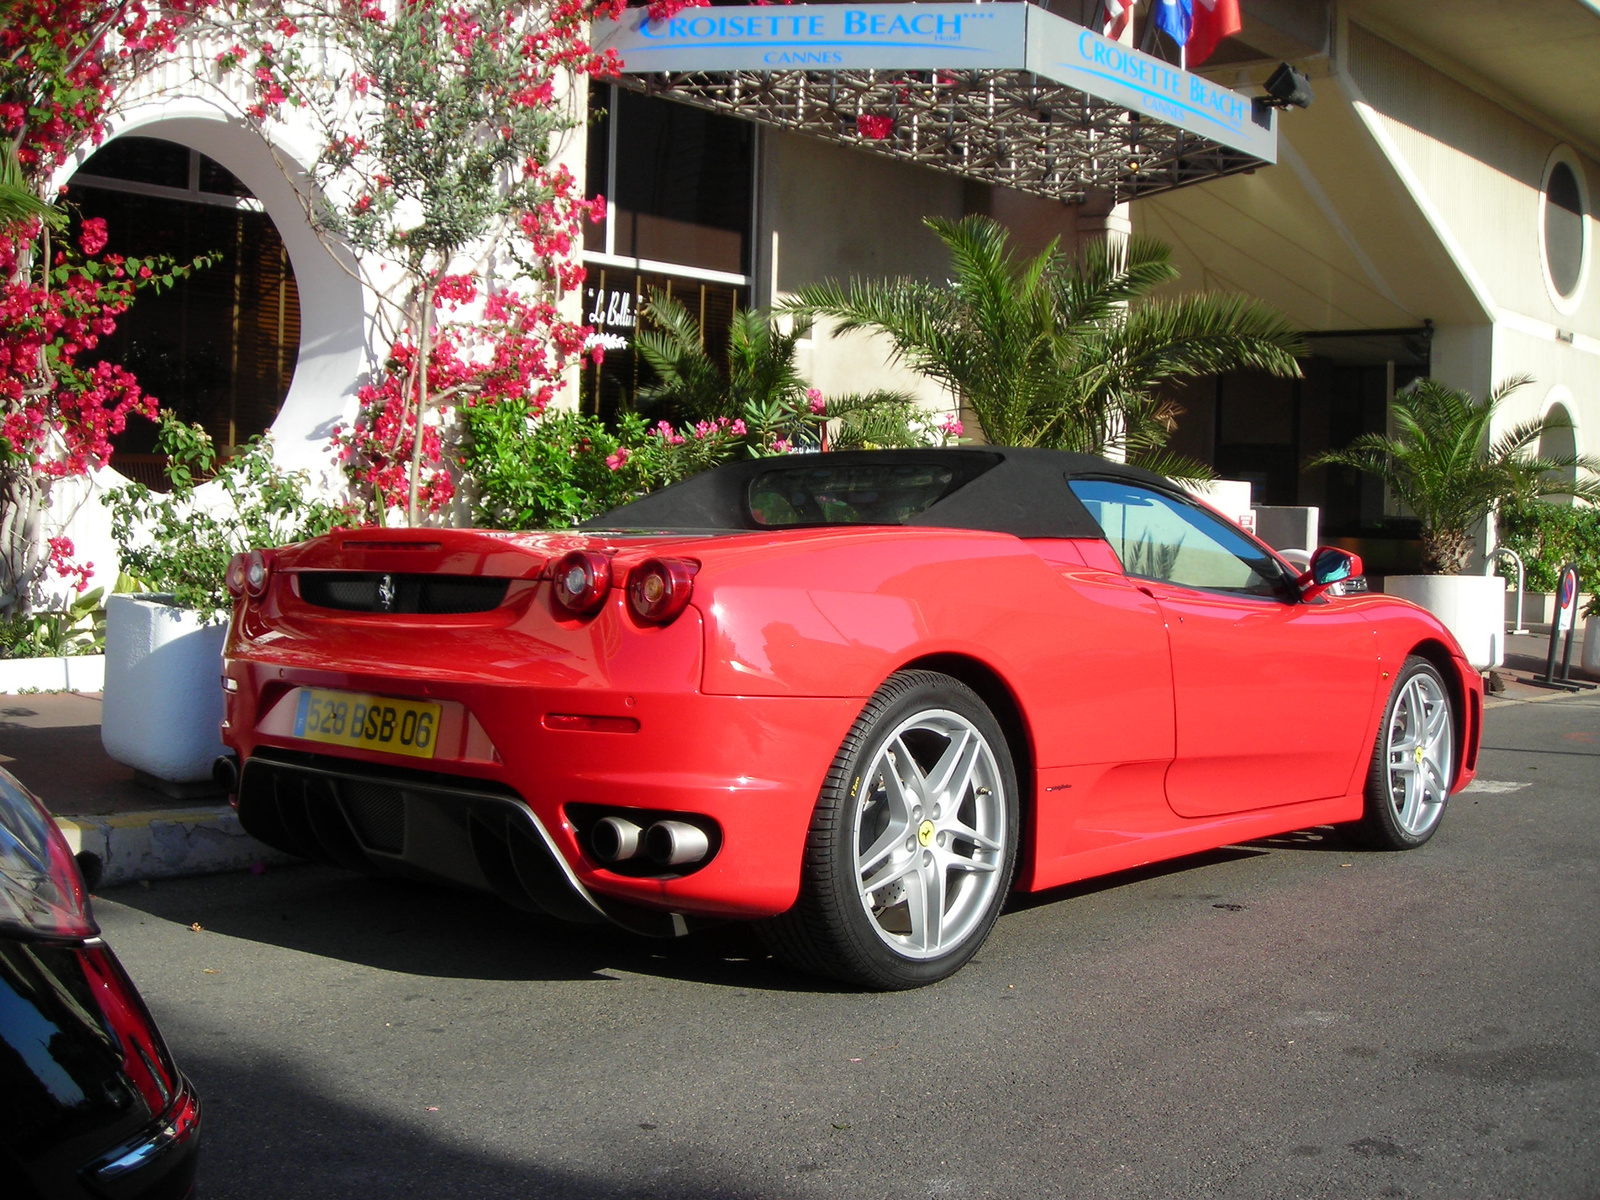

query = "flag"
[1152, 0, 1192, 48]
[1101, 0, 1134, 40]
[1188, 0, 1241, 65]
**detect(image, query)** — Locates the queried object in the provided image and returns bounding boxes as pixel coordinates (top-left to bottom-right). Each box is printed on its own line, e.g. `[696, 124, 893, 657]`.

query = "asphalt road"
[97, 695, 1600, 1199]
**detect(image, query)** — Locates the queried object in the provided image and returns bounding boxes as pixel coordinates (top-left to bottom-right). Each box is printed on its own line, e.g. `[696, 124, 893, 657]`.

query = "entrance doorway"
[68, 135, 301, 486]
[1168, 328, 1431, 560]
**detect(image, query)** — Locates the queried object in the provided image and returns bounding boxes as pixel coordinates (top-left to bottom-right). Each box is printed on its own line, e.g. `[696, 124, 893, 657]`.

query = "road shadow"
[176, 1039, 775, 1200]
[100, 865, 824, 994]
[1006, 845, 1268, 913]
[1246, 824, 1355, 852]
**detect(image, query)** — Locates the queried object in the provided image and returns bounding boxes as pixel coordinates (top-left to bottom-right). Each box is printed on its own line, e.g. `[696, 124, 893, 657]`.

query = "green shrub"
[106, 415, 355, 620]
[460, 405, 662, 530]
[1498, 500, 1600, 614]
[0, 587, 105, 658]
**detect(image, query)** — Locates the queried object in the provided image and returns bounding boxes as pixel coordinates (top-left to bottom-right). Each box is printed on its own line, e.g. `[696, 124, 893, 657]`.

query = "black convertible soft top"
[583, 447, 1179, 540]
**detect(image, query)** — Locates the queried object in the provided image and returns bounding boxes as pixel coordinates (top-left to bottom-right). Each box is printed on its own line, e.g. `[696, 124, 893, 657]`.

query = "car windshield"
[748, 462, 964, 527]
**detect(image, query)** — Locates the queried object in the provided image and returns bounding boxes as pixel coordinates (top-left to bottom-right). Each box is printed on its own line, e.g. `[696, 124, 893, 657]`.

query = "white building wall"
[763, 131, 1097, 424]
[1341, 20, 1600, 447]
[764, 130, 968, 413]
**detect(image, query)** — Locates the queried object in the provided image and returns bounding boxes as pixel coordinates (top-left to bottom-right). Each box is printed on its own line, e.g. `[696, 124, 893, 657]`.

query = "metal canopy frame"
[594, 3, 1277, 204]
[620, 68, 1259, 204]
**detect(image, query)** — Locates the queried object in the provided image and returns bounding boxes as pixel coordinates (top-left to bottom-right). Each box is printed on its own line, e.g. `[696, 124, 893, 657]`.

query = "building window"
[585, 85, 755, 276]
[1540, 148, 1589, 312]
[582, 86, 756, 418]
[68, 136, 300, 486]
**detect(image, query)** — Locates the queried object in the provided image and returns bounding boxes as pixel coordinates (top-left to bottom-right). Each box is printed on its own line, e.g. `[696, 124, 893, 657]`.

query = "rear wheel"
[765, 671, 1019, 989]
[1352, 656, 1455, 850]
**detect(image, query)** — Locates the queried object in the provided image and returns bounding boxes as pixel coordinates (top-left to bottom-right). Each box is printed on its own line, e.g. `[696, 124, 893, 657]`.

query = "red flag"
[1187, 0, 1241, 65]
[1101, 0, 1133, 41]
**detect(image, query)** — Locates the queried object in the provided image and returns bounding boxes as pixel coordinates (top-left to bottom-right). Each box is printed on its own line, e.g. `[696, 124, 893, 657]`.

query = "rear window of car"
[748, 462, 966, 527]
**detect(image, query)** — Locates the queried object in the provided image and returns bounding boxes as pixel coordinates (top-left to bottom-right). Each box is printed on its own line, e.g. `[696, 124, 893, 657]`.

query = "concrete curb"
[52, 806, 294, 888]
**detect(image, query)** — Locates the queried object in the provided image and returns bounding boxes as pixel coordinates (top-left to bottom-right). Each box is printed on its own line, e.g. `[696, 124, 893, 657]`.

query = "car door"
[1069, 479, 1380, 817]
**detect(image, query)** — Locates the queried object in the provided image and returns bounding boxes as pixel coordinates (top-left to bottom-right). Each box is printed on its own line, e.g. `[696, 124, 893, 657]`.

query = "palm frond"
[1128, 447, 1216, 484]
[0, 142, 61, 231]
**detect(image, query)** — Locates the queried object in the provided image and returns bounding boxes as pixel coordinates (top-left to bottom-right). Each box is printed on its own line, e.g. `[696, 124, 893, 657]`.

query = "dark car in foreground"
[0, 768, 200, 1199]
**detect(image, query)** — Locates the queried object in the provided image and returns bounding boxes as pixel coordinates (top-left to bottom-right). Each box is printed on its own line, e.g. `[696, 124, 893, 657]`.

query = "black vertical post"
[1536, 564, 1591, 692]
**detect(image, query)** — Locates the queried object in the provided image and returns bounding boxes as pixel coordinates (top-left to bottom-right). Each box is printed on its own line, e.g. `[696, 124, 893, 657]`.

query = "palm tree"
[1310, 377, 1600, 574]
[637, 292, 811, 424]
[635, 291, 925, 449]
[781, 215, 1306, 479]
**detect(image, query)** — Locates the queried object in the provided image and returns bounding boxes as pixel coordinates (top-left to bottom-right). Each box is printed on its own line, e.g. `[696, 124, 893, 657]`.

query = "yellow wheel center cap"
[918, 820, 935, 847]
[1415, 745, 1425, 764]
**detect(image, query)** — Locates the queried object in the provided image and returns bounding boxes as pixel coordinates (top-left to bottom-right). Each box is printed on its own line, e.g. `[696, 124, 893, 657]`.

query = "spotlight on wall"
[1260, 62, 1315, 110]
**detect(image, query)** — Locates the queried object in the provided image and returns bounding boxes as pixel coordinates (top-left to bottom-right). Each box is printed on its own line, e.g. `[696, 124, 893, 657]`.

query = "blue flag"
[1154, 0, 1192, 46]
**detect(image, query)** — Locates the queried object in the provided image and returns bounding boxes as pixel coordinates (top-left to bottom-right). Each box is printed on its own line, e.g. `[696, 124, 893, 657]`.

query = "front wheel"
[1352, 656, 1456, 850]
[764, 671, 1019, 989]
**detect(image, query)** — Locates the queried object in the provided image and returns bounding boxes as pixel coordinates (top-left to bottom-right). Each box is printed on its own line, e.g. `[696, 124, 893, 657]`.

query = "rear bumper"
[81, 1078, 200, 1200]
[224, 672, 863, 922]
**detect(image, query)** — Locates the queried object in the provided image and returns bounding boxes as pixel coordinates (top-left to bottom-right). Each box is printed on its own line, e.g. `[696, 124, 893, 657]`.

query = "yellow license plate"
[292, 689, 441, 759]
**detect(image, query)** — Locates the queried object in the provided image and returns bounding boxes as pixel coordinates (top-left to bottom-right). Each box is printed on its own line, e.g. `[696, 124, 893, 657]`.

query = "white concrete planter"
[1382, 574, 1504, 670]
[101, 595, 227, 783]
[0, 654, 105, 694]
[1583, 615, 1600, 677]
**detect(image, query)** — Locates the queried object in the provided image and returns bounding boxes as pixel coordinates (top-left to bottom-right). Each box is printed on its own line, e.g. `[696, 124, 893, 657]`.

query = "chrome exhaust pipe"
[645, 820, 710, 866]
[590, 816, 644, 863]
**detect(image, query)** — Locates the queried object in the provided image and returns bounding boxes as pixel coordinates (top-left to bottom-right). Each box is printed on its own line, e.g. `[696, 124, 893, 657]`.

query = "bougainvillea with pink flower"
[200, 0, 633, 524]
[1, 1, 225, 612]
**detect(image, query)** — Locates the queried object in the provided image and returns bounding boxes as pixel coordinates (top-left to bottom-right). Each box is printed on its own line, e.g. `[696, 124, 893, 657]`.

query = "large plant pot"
[1583, 616, 1600, 677]
[1382, 574, 1504, 671]
[102, 595, 227, 783]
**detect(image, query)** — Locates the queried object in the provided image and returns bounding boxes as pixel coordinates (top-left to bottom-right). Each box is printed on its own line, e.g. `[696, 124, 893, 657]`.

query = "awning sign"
[1028, 16, 1275, 161]
[593, 3, 1276, 163]
[603, 3, 1027, 72]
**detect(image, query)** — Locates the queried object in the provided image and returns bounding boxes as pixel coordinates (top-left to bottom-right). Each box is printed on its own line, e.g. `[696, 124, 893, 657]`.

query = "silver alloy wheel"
[1383, 670, 1453, 837]
[850, 708, 1008, 960]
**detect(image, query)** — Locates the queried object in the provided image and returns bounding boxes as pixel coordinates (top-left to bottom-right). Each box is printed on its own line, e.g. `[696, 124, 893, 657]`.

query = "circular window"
[1540, 148, 1590, 311]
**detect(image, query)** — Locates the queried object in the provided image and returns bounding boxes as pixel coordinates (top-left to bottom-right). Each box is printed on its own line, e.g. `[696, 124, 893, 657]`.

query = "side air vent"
[298, 572, 509, 614]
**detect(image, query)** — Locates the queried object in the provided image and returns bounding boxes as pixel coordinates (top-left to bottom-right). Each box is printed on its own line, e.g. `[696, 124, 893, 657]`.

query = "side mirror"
[1297, 546, 1364, 601]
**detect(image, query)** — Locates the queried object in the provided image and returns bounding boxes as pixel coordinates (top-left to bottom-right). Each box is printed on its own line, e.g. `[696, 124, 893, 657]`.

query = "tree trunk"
[407, 291, 434, 528]
[1422, 526, 1474, 575]
[0, 470, 47, 618]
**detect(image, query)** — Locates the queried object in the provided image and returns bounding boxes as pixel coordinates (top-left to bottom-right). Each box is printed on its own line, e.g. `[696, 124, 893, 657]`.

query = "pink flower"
[856, 114, 895, 141]
[79, 217, 108, 256]
[770, 437, 792, 453]
[939, 414, 964, 437]
[807, 387, 826, 415]
[606, 447, 630, 471]
[731, 419, 747, 436]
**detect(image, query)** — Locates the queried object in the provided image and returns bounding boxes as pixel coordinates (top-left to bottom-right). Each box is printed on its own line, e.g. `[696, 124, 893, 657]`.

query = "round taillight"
[244, 549, 272, 598]
[627, 558, 697, 624]
[552, 550, 612, 615]
[226, 553, 249, 598]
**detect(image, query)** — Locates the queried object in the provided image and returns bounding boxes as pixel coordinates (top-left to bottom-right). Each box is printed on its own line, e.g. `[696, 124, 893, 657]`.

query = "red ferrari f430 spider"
[220, 449, 1481, 988]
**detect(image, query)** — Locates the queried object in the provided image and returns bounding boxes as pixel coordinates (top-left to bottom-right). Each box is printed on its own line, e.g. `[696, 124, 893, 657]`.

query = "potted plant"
[103, 415, 351, 788]
[1312, 377, 1600, 669]
[1582, 595, 1600, 678]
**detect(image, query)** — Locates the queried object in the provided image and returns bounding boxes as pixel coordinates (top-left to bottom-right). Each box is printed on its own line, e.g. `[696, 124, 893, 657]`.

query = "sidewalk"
[1493, 629, 1598, 703]
[0, 691, 287, 887]
[3, 630, 1594, 887]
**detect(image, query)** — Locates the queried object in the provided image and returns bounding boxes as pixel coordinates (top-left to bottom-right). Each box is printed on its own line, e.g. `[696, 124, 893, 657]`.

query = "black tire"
[764, 670, 1020, 989]
[1350, 655, 1456, 850]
